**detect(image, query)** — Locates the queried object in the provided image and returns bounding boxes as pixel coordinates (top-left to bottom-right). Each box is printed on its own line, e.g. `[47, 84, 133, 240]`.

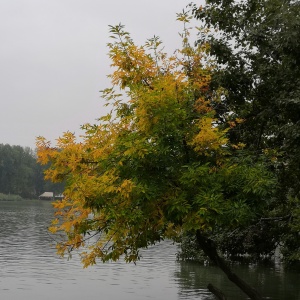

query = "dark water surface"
[0, 200, 299, 300]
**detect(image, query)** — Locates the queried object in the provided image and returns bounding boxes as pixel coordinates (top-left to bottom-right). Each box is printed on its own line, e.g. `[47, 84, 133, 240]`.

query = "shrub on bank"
[0, 193, 23, 201]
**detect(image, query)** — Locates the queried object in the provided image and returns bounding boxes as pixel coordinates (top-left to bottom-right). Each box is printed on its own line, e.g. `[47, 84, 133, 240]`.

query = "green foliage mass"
[186, 0, 300, 264]
[0, 143, 64, 198]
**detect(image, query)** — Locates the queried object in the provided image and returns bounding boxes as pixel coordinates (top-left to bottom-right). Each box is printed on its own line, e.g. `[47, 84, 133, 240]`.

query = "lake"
[0, 200, 299, 300]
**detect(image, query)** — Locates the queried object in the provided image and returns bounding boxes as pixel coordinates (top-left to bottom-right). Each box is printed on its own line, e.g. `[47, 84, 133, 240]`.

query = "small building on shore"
[55, 193, 64, 200]
[39, 192, 64, 201]
[39, 192, 54, 200]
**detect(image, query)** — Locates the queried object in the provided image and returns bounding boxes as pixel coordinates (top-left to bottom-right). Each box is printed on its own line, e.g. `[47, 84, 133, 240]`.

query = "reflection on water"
[0, 200, 299, 300]
[175, 261, 300, 300]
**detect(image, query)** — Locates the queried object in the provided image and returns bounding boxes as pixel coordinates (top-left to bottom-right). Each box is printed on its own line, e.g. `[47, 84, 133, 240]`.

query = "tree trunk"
[207, 283, 227, 300]
[196, 230, 263, 300]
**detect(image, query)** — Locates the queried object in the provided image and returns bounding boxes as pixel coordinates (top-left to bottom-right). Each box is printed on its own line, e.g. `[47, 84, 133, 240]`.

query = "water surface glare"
[0, 200, 299, 300]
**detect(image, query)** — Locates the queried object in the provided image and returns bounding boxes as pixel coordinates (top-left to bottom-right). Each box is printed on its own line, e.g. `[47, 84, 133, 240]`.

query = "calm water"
[0, 200, 299, 300]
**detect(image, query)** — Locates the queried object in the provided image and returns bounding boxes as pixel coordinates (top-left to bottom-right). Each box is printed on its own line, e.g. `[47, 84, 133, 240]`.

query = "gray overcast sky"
[0, 0, 202, 149]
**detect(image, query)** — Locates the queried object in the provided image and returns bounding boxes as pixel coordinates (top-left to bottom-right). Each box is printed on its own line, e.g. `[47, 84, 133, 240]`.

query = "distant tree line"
[0, 143, 64, 199]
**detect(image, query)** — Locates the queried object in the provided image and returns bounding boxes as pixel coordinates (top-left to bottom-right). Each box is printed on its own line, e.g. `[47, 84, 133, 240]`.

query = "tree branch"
[196, 230, 263, 300]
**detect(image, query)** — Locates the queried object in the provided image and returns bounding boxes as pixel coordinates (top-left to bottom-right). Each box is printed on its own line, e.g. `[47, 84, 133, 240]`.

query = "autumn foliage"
[36, 13, 274, 268]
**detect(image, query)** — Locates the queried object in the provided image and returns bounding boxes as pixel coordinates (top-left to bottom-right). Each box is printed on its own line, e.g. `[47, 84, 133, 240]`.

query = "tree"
[0, 144, 37, 198]
[192, 0, 300, 264]
[0, 143, 64, 199]
[37, 14, 275, 300]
